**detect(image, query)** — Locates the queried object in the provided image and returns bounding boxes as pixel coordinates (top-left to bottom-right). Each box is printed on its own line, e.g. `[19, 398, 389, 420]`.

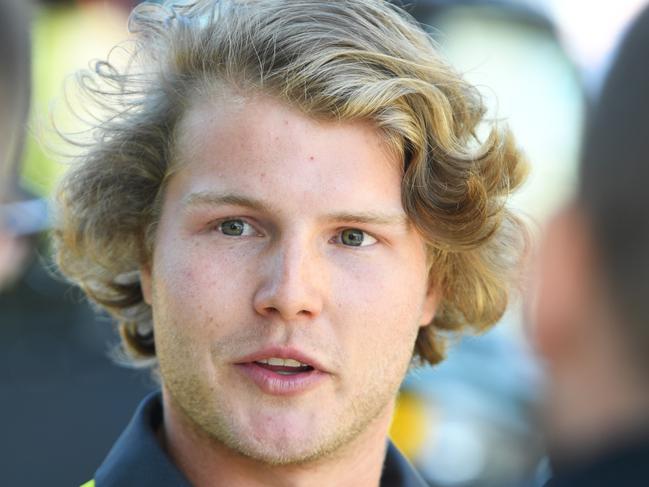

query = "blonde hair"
[54, 0, 529, 367]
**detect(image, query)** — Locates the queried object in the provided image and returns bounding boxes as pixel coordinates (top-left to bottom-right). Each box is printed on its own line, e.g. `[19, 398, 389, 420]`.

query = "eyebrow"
[183, 191, 270, 213]
[182, 191, 410, 228]
[322, 211, 409, 228]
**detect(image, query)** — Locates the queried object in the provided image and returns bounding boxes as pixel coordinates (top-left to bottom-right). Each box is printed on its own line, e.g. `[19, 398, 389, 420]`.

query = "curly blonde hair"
[54, 0, 529, 367]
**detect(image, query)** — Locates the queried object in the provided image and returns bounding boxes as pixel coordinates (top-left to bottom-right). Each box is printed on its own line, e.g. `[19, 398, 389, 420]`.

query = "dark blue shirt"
[92, 392, 429, 487]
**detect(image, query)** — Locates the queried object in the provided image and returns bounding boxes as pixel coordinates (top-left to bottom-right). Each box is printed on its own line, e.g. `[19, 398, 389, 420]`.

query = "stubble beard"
[154, 291, 419, 468]
[162, 362, 404, 467]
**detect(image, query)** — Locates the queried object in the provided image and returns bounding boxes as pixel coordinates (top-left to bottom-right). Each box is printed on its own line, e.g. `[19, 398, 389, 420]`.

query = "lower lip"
[235, 363, 328, 396]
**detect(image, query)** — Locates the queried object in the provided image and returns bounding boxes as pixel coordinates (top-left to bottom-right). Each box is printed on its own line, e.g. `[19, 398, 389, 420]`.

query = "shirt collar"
[95, 391, 191, 487]
[95, 391, 428, 487]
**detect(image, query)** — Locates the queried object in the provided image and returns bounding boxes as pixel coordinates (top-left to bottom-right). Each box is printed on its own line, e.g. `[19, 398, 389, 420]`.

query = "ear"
[420, 284, 440, 327]
[532, 205, 597, 361]
[140, 263, 153, 306]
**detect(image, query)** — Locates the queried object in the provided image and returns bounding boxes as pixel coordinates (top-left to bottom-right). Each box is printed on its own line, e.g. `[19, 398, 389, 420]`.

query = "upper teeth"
[257, 357, 309, 367]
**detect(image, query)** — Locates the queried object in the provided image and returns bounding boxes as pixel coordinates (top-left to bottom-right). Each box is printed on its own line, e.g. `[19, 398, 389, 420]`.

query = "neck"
[161, 391, 394, 487]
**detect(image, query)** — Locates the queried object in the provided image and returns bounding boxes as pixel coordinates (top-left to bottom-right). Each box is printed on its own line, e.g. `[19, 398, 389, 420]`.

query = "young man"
[54, 1, 528, 485]
[534, 5, 649, 486]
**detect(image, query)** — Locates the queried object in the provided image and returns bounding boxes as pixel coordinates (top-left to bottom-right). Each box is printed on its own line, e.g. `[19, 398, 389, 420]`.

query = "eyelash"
[211, 218, 379, 247]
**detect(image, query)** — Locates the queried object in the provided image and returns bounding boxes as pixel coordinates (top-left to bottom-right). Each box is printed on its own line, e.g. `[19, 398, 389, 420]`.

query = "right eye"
[218, 219, 257, 237]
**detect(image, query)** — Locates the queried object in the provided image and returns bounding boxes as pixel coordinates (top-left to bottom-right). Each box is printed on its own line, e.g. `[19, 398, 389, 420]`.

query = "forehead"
[170, 93, 405, 216]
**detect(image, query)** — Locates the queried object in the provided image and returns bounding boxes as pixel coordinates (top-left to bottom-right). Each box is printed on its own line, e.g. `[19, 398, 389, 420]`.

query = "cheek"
[332, 270, 421, 399]
[341, 252, 428, 312]
[151, 238, 256, 340]
[331, 259, 426, 357]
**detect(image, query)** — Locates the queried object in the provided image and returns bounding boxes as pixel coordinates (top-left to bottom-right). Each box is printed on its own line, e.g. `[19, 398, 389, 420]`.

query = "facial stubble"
[156, 313, 419, 467]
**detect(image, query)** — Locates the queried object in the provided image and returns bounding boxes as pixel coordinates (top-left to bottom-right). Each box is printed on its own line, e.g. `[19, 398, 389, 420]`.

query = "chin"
[207, 410, 354, 467]
[240, 443, 326, 466]
[219, 428, 332, 466]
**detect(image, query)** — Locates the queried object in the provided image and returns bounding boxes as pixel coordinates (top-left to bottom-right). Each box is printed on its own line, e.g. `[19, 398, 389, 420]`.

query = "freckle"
[309, 156, 315, 161]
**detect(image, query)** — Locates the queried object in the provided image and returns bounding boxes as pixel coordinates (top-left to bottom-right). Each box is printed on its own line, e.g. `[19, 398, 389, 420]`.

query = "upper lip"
[235, 346, 329, 373]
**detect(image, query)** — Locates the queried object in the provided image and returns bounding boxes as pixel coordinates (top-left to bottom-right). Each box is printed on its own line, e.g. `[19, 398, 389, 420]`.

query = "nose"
[253, 238, 325, 322]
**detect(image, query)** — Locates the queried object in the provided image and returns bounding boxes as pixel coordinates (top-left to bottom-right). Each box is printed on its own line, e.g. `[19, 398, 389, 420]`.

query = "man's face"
[141, 94, 437, 465]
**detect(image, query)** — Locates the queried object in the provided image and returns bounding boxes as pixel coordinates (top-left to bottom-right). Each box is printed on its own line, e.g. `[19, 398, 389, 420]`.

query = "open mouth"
[253, 358, 315, 375]
[235, 354, 325, 395]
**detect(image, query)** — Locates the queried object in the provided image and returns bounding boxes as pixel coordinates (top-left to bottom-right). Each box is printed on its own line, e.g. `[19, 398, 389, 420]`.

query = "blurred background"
[0, 0, 646, 486]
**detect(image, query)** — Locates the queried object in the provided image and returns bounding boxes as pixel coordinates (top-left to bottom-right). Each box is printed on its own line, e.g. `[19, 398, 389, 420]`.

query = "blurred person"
[1, 0, 131, 289]
[0, 0, 32, 288]
[0, 0, 30, 192]
[53, 1, 529, 486]
[533, 5, 649, 486]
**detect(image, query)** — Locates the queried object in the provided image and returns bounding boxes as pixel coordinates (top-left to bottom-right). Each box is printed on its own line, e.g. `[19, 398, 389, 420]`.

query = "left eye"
[338, 228, 377, 247]
[218, 219, 258, 237]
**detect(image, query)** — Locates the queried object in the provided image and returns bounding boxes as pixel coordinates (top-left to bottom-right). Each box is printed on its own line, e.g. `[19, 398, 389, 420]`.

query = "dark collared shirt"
[90, 392, 429, 487]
